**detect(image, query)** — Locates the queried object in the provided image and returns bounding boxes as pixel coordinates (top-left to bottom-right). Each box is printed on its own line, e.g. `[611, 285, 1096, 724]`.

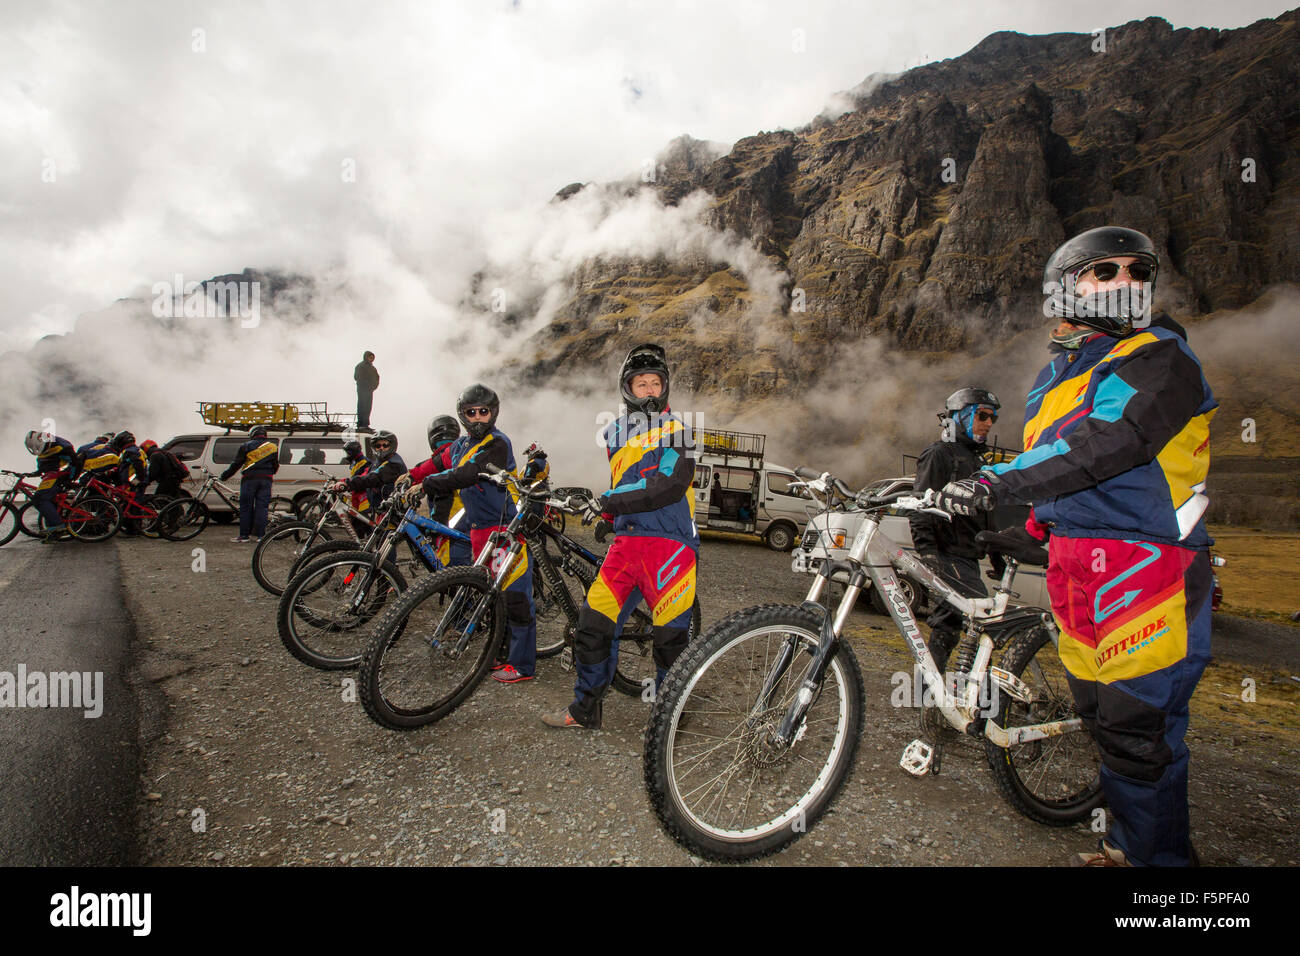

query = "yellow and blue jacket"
[35, 436, 78, 491]
[77, 440, 121, 479]
[421, 429, 517, 530]
[988, 325, 1217, 548]
[600, 410, 699, 550]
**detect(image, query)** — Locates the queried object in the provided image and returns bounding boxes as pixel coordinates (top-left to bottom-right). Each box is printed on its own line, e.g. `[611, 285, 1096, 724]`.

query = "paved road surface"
[0, 538, 140, 865]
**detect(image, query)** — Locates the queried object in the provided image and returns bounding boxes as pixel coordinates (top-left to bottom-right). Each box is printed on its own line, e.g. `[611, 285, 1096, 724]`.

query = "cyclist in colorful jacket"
[398, 416, 470, 567]
[139, 440, 188, 499]
[220, 425, 281, 542]
[938, 227, 1217, 867]
[76, 433, 121, 484]
[543, 344, 699, 730]
[334, 429, 406, 514]
[114, 432, 148, 489]
[26, 430, 78, 539]
[418, 386, 537, 684]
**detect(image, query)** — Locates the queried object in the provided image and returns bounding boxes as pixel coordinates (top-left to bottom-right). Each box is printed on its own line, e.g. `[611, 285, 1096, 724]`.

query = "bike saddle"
[976, 528, 1049, 567]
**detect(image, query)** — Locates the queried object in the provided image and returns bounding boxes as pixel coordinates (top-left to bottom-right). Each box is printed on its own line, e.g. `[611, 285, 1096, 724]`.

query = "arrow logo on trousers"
[1094, 541, 1163, 622]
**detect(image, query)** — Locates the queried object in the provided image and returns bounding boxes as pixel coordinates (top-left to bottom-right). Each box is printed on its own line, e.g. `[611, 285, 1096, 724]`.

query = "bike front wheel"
[358, 566, 503, 730]
[65, 497, 122, 542]
[643, 603, 864, 861]
[0, 503, 19, 546]
[16, 502, 44, 538]
[983, 623, 1104, 824]
[252, 520, 333, 595]
[277, 551, 407, 670]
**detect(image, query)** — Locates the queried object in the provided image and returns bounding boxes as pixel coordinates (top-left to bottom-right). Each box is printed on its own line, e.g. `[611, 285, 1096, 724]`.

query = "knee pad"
[651, 626, 689, 672]
[503, 589, 532, 628]
[1093, 682, 1172, 783]
[574, 607, 616, 666]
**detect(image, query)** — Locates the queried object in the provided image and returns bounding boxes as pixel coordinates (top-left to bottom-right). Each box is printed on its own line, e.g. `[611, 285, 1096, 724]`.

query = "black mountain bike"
[357, 464, 701, 730]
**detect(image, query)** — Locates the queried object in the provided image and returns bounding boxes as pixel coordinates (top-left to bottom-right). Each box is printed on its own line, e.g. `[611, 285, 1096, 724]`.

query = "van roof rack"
[699, 427, 765, 465]
[197, 401, 363, 435]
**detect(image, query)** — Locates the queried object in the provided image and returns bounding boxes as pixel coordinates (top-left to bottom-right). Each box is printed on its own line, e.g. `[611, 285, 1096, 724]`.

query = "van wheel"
[764, 521, 797, 552]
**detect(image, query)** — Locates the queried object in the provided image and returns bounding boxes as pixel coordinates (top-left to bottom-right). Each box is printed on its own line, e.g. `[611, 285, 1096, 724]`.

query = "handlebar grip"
[794, 466, 820, 480]
[484, 463, 504, 475]
[832, 477, 854, 499]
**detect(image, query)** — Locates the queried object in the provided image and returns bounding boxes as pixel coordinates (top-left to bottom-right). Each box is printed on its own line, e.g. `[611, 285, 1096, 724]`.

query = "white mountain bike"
[643, 468, 1102, 861]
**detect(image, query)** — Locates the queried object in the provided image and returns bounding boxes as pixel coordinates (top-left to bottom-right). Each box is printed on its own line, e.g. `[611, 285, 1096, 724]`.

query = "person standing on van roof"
[220, 425, 280, 543]
[354, 351, 379, 429]
[910, 387, 1005, 676]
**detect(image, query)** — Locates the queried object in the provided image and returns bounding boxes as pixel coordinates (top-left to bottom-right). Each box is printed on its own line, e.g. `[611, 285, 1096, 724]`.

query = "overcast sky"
[2, 0, 1295, 353]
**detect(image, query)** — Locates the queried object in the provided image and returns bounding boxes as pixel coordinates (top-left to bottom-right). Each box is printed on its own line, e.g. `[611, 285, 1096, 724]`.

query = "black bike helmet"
[943, 387, 1000, 444]
[619, 343, 670, 416]
[1043, 226, 1159, 337]
[343, 440, 363, 461]
[370, 429, 398, 460]
[111, 430, 135, 451]
[427, 415, 460, 451]
[944, 387, 1000, 415]
[456, 384, 500, 441]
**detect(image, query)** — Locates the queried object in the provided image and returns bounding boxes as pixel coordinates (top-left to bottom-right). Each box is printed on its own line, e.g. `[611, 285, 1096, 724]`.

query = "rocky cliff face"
[516, 13, 1300, 395]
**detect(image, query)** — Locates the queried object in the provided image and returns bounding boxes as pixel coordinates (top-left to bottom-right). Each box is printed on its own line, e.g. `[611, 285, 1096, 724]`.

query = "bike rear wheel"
[277, 551, 407, 670]
[252, 520, 335, 595]
[983, 624, 1104, 824]
[358, 566, 503, 729]
[157, 498, 208, 541]
[643, 603, 864, 861]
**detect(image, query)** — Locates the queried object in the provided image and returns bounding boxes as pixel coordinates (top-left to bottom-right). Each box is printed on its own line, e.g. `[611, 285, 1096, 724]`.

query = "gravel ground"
[120, 526, 1299, 867]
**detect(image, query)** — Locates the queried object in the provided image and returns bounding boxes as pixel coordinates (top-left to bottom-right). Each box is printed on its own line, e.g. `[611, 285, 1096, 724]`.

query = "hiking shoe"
[40, 528, 71, 543]
[1072, 841, 1131, 867]
[231, 536, 251, 543]
[492, 665, 534, 684]
[542, 703, 600, 729]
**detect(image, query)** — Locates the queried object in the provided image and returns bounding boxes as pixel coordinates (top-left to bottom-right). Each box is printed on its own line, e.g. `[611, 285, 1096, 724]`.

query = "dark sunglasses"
[462, 406, 493, 417]
[1076, 261, 1154, 283]
[976, 411, 998, 423]
[372, 440, 391, 449]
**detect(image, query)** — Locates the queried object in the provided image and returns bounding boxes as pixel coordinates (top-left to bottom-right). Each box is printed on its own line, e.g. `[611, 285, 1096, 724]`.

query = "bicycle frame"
[782, 498, 1082, 751]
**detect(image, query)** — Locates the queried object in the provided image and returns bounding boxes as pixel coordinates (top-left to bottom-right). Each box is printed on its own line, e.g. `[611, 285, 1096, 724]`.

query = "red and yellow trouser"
[1047, 535, 1213, 866]
[569, 534, 697, 723]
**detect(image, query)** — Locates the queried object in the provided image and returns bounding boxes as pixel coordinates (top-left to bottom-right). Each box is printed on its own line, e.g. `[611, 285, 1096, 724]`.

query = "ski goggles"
[1074, 260, 1155, 283]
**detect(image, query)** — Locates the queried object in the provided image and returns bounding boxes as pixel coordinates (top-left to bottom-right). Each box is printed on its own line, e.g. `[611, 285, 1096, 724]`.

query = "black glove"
[594, 519, 613, 544]
[937, 476, 995, 516]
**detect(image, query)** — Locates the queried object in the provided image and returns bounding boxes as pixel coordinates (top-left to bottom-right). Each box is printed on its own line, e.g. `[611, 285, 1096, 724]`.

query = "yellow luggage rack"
[197, 401, 355, 430]
[698, 428, 765, 459]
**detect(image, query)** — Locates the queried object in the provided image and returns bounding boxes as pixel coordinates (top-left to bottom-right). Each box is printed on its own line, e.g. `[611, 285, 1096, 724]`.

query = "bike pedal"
[560, 647, 574, 672]
[899, 739, 934, 777]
